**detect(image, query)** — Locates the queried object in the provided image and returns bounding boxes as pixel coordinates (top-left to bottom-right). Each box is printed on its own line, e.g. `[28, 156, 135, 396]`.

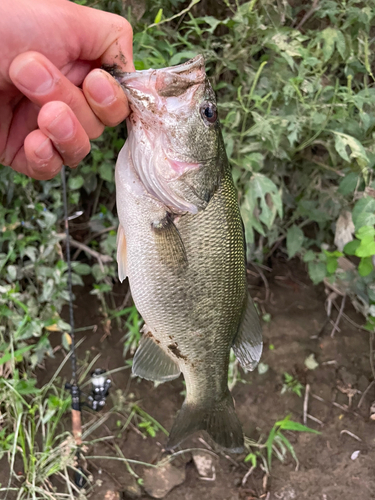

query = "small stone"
[104, 491, 120, 500]
[192, 451, 215, 479]
[143, 463, 186, 498]
[351, 450, 360, 460]
[304, 354, 319, 370]
[122, 480, 142, 499]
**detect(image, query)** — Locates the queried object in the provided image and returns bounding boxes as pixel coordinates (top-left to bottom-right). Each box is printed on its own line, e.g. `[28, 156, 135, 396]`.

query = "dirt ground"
[2, 259, 375, 499]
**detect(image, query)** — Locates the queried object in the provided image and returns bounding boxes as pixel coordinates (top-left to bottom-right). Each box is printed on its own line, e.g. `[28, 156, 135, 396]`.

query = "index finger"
[70, 3, 135, 73]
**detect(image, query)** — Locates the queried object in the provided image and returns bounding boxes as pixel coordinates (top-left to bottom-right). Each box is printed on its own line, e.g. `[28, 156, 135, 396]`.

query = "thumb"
[70, 3, 135, 73]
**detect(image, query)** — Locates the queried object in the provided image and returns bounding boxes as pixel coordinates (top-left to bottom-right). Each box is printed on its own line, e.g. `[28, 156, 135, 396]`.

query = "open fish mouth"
[116, 55, 206, 104]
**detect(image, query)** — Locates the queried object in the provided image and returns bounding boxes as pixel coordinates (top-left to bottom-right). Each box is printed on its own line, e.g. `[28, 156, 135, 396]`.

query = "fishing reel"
[65, 368, 111, 412]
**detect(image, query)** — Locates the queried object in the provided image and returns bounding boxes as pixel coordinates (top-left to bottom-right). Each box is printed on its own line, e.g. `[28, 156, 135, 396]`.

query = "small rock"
[304, 354, 319, 370]
[143, 463, 186, 498]
[192, 451, 216, 479]
[351, 450, 360, 460]
[122, 479, 142, 499]
[104, 491, 120, 500]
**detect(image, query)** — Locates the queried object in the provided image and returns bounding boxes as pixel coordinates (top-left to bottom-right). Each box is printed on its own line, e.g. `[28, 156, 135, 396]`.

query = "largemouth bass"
[115, 55, 262, 453]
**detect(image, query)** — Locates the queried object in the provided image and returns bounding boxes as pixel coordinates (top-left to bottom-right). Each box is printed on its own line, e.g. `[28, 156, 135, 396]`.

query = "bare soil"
[2, 259, 375, 500]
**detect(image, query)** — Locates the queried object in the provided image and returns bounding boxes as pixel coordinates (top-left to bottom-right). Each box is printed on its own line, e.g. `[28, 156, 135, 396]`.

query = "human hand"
[0, 0, 134, 180]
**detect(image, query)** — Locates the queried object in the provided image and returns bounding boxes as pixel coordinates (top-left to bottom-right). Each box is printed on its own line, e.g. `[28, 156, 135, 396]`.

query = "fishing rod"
[61, 165, 111, 488]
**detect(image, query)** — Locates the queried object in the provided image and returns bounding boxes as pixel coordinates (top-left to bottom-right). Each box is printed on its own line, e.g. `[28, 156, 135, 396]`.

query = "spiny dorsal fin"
[132, 325, 181, 383]
[232, 293, 262, 371]
[151, 214, 188, 270]
[116, 225, 127, 282]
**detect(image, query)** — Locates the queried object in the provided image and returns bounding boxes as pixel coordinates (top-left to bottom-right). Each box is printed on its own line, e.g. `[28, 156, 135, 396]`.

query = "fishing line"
[61, 165, 111, 489]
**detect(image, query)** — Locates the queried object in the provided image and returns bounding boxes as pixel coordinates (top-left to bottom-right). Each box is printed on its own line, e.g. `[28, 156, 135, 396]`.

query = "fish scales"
[115, 55, 262, 452]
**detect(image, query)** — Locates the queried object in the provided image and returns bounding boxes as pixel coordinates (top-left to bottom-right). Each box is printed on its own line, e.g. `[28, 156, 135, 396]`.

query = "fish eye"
[200, 102, 218, 125]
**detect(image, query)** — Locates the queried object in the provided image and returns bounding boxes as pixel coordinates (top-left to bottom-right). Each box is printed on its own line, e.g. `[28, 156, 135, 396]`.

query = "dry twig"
[331, 295, 346, 337]
[242, 466, 255, 486]
[295, 0, 320, 31]
[303, 384, 310, 425]
[307, 414, 323, 426]
[58, 233, 113, 273]
[249, 262, 270, 302]
[340, 429, 362, 442]
[357, 380, 375, 409]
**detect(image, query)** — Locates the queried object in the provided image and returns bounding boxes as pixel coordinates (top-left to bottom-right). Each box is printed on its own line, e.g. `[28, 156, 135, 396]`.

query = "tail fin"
[167, 393, 244, 453]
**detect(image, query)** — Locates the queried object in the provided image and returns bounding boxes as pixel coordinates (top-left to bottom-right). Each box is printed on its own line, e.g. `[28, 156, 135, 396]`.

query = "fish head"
[118, 56, 226, 214]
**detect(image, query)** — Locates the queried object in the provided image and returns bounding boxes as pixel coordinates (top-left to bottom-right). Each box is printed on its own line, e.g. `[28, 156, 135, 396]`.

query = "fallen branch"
[303, 384, 310, 425]
[311, 393, 363, 419]
[242, 465, 255, 486]
[307, 414, 323, 426]
[357, 380, 375, 409]
[331, 295, 346, 337]
[295, 0, 320, 31]
[57, 233, 113, 273]
[340, 429, 362, 442]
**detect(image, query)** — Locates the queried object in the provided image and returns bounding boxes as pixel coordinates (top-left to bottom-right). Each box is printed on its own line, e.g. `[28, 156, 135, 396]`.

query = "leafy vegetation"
[245, 414, 320, 473]
[281, 372, 304, 397]
[1, 0, 375, 494]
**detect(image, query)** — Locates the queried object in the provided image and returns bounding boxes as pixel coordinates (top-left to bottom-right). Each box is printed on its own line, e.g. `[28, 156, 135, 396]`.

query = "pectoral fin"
[232, 293, 263, 371]
[132, 325, 181, 382]
[116, 225, 127, 282]
[151, 214, 187, 270]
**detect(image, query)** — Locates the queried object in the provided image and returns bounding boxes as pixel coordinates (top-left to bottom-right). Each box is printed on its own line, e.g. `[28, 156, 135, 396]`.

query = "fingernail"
[47, 111, 75, 141]
[13, 58, 53, 94]
[35, 138, 54, 160]
[86, 73, 116, 105]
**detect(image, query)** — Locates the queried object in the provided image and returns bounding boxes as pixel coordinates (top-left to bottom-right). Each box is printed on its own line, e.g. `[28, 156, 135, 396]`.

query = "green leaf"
[241, 173, 283, 244]
[326, 257, 338, 274]
[72, 263, 92, 275]
[286, 225, 304, 259]
[7, 265, 17, 281]
[356, 226, 375, 240]
[321, 28, 337, 61]
[277, 433, 298, 468]
[99, 163, 113, 183]
[266, 424, 277, 469]
[303, 250, 316, 262]
[0, 345, 33, 366]
[277, 419, 320, 434]
[244, 452, 257, 467]
[308, 261, 326, 284]
[335, 30, 346, 58]
[338, 172, 359, 195]
[321, 28, 346, 61]
[358, 257, 373, 277]
[355, 240, 375, 258]
[68, 175, 84, 190]
[333, 131, 369, 167]
[154, 8, 163, 24]
[344, 239, 360, 255]
[352, 198, 375, 229]
[169, 51, 199, 66]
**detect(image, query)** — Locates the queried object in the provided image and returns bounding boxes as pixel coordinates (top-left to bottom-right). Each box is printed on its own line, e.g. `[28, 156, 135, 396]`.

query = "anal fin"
[232, 293, 263, 371]
[151, 214, 187, 270]
[132, 325, 181, 382]
[116, 225, 127, 282]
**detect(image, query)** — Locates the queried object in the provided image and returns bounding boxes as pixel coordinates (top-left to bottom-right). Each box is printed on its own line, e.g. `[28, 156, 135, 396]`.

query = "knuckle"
[114, 15, 133, 37]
